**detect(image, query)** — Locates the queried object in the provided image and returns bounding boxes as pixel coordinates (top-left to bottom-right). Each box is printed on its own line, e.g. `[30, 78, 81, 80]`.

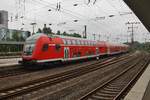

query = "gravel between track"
[0, 56, 116, 91]
[10, 53, 139, 100]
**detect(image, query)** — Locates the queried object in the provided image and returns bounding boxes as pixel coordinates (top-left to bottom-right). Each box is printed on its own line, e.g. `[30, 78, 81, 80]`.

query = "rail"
[0, 53, 134, 99]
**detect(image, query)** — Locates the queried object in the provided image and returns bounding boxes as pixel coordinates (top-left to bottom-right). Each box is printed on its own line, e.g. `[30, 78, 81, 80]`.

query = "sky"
[0, 0, 149, 43]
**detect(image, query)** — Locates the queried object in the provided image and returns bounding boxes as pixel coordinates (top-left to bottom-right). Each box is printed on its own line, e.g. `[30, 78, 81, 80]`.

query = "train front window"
[23, 34, 42, 55]
[24, 44, 35, 55]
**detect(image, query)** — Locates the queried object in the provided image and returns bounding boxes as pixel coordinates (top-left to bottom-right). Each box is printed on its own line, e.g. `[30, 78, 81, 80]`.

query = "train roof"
[27, 33, 129, 47]
[52, 35, 96, 42]
[26, 33, 47, 43]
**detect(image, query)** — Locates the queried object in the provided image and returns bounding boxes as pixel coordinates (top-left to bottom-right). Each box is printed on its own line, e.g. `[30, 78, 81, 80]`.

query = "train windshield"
[24, 44, 35, 55]
[24, 34, 43, 55]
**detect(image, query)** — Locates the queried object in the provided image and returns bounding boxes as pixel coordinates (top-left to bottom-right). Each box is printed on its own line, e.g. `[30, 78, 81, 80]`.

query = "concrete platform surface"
[0, 58, 21, 67]
[142, 80, 150, 100]
[124, 64, 150, 100]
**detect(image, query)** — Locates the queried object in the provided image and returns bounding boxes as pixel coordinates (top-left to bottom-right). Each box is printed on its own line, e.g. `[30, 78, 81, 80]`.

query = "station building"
[0, 10, 8, 29]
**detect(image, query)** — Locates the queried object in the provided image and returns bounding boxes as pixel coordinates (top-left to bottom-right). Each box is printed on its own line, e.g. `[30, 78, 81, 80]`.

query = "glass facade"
[0, 28, 30, 41]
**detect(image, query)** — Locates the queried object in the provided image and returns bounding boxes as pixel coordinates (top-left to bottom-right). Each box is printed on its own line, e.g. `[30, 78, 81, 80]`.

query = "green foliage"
[37, 24, 81, 38]
[56, 30, 81, 38]
[42, 24, 53, 35]
[72, 33, 82, 38]
[0, 44, 23, 53]
[62, 31, 67, 36]
[12, 31, 20, 41]
[11, 31, 25, 41]
[56, 30, 61, 35]
[37, 28, 42, 33]
[125, 41, 150, 53]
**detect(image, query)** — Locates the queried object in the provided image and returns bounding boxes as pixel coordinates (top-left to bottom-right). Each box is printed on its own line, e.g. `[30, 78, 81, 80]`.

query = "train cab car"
[21, 33, 64, 64]
[20, 33, 99, 65]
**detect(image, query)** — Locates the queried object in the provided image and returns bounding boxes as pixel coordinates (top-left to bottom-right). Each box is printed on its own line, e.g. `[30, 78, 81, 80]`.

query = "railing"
[0, 41, 25, 45]
[0, 41, 25, 56]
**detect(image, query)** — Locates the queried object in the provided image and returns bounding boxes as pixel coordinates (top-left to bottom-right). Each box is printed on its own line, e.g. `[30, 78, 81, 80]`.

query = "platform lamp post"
[30, 22, 37, 35]
[93, 33, 96, 40]
[84, 25, 87, 39]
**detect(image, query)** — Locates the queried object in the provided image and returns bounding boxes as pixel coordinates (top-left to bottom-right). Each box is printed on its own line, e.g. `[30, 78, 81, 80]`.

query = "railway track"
[79, 54, 150, 100]
[0, 53, 136, 99]
[0, 66, 33, 78]
[0, 53, 128, 79]
[35, 52, 143, 99]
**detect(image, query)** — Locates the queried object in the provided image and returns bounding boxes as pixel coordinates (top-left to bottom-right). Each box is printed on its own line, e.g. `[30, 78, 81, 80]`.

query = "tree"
[42, 24, 53, 35]
[72, 33, 81, 38]
[47, 27, 52, 34]
[12, 31, 20, 41]
[20, 35, 25, 41]
[56, 30, 61, 35]
[37, 28, 42, 33]
[26, 31, 31, 37]
[62, 31, 67, 36]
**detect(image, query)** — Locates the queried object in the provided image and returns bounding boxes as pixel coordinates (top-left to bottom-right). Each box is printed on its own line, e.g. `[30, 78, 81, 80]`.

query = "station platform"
[0, 58, 21, 67]
[124, 64, 150, 100]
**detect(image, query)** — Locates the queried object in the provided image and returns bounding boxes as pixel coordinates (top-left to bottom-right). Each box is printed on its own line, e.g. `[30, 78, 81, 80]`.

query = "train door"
[64, 47, 69, 59]
[96, 47, 99, 55]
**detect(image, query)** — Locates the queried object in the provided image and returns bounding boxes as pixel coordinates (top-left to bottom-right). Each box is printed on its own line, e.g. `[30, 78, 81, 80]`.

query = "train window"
[67, 40, 71, 45]
[90, 42, 92, 46]
[79, 40, 82, 45]
[87, 41, 89, 46]
[72, 40, 75, 45]
[63, 39, 67, 45]
[86, 41, 88, 45]
[91, 42, 93, 46]
[84, 41, 86, 45]
[24, 44, 35, 55]
[81, 41, 84, 45]
[75, 40, 78, 45]
[88, 41, 90, 46]
[77, 40, 80, 45]
[70, 40, 72, 45]
[76, 40, 78, 45]
[93, 42, 96, 46]
[55, 44, 61, 51]
[42, 44, 49, 51]
[70, 40, 73, 45]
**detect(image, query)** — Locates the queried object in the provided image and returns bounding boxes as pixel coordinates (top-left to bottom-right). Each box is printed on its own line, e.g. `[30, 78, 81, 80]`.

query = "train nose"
[24, 44, 35, 56]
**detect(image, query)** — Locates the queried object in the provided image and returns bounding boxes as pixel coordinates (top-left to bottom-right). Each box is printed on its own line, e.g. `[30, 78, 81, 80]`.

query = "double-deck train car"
[20, 33, 129, 65]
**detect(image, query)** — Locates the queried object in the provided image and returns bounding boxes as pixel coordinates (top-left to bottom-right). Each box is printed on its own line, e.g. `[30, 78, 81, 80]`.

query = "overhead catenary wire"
[20, 0, 115, 35]
[9, 0, 138, 42]
[38, 0, 114, 34]
[14, 0, 119, 34]
[29, 0, 111, 35]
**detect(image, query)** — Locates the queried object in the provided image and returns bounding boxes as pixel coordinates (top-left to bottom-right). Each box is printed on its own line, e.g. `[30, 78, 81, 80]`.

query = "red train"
[20, 33, 129, 64]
